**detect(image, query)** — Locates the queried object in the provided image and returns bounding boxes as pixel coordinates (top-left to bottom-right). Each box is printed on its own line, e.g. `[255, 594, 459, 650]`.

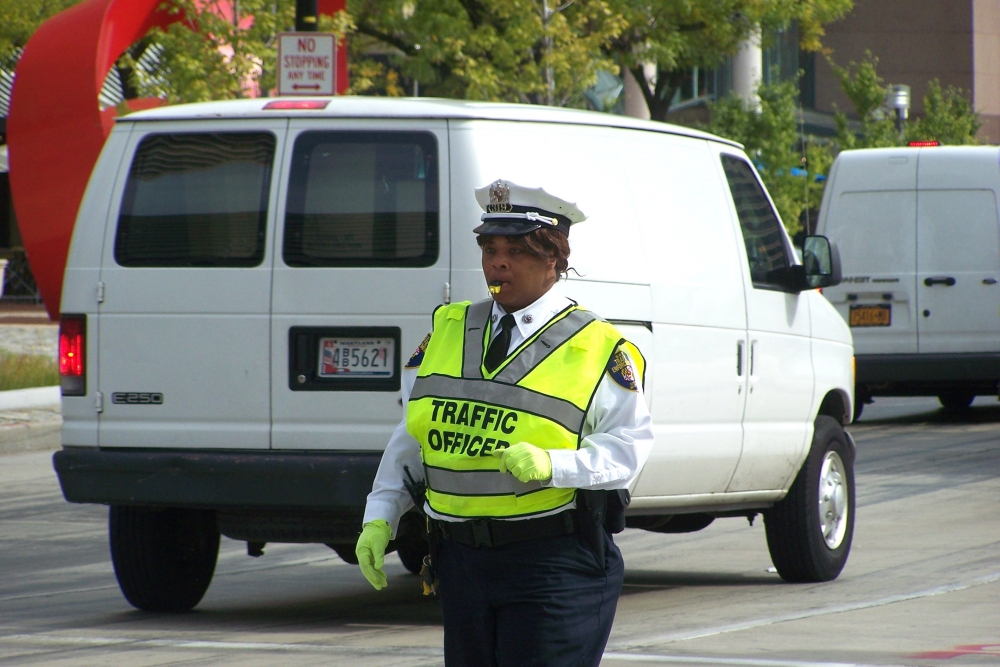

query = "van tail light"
[59, 314, 86, 396]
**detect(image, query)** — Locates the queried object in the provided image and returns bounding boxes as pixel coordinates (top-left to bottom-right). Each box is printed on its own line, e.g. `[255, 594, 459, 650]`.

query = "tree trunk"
[630, 65, 687, 123]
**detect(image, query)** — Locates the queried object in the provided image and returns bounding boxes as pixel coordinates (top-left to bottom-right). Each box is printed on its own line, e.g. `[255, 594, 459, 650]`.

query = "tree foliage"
[2, 0, 852, 117]
[347, 0, 625, 106]
[706, 52, 982, 236]
[708, 78, 830, 235]
[0, 0, 82, 64]
[833, 52, 981, 149]
[610, 0, 853, 122]
[124, 0, 353, 104]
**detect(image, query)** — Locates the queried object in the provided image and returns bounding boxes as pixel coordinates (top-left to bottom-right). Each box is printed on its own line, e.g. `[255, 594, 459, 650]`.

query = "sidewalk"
[0, 305, 61, 455]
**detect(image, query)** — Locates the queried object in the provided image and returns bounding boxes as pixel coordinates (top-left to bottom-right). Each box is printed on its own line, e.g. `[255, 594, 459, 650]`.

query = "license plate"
[849, 304, 891, 327]
[318, 337, 395, 378]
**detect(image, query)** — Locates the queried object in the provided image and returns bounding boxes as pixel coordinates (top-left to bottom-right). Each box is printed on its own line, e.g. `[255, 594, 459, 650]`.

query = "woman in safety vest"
[356, 179, 654, 667]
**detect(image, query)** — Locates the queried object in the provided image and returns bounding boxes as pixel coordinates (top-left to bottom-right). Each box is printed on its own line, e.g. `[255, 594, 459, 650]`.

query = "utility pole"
[542, 0, 554, 106]
[295, 0, 318, 31]
[539, 0, 573, 106]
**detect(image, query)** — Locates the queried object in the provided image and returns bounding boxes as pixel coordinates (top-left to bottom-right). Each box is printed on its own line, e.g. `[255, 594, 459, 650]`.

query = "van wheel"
[764, 416, 855, 583]
[109, 507, 219, 612]
[939, 392, 974, 410]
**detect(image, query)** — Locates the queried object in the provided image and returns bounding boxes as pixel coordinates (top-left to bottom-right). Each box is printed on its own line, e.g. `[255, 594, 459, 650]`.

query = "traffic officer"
[355, 179, 653, 667]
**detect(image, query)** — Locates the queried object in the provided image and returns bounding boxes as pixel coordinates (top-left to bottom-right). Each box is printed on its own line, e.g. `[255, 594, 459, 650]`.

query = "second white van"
[817, 146, 1000, 416]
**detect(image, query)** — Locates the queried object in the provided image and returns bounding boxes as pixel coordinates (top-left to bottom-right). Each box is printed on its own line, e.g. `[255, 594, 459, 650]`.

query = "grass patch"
[0, 351, 59, 392]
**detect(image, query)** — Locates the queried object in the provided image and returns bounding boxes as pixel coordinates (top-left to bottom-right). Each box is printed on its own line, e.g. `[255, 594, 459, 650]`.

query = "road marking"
[602, 653, 913, 667]
[0, 585, 118, 603]
[911, 644, 1000, 660]
[3, 571, 996, 663]
[0, 634, 444, 657]
[610, 571, 1000, 650]
[0, 634, 915, 667]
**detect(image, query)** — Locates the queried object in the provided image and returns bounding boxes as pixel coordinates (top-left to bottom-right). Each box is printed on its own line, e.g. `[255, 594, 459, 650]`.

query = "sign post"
[277, 32, 336, 96]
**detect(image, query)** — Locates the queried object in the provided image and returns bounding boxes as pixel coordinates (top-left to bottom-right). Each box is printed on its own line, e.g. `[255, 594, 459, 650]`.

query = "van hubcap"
[818, 451, 849, 549]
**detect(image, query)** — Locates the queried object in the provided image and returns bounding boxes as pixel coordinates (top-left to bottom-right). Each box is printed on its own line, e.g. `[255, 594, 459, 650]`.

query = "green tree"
[907, 79, 981, 145]
[0, 0, 83, 63]
[609, 0, 853, 122]
[833, 52, 981, 148]
[347, 0, 625, 106]
[708, 78, 831, 235]
[831, 52, 900, 149]
[123, 0, 352, 104]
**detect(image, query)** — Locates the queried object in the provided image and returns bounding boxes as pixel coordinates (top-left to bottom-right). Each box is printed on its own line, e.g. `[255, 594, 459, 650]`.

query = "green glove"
[494, 441, 552, 483]
[355, 519, 391, 590]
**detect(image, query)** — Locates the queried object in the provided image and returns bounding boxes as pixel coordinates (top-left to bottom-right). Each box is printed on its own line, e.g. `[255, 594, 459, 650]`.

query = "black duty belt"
[433, 510, 577, 548]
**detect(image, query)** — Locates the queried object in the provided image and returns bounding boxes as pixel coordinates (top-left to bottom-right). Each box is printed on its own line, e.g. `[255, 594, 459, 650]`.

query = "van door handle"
[737, 341, 744, 376]
[983, 278, 998, 285]
[924, 276, 956, 286]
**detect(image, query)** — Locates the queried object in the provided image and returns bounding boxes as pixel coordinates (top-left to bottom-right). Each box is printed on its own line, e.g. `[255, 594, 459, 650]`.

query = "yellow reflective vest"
[407, 299, 645, 519]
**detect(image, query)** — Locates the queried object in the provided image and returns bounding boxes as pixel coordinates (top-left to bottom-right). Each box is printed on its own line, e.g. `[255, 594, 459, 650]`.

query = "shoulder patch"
[607, 347, 638, 391]
[405, 333, 432, 369]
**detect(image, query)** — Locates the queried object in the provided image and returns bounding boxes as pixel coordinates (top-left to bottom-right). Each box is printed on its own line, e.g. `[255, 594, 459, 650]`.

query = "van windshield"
[283, 131, 439, 267]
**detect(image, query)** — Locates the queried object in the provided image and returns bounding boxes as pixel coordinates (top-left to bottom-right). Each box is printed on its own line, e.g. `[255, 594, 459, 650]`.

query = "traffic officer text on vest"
[355, 179, 654, 667]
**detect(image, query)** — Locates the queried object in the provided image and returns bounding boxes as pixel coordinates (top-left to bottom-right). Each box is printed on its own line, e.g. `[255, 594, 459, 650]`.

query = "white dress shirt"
[363, 287, 654, 535]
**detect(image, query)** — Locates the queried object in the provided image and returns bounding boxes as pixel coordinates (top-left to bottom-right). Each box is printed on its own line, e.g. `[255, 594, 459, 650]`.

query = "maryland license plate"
[849, 304, 891, 327]
[318, 337, 395, 378]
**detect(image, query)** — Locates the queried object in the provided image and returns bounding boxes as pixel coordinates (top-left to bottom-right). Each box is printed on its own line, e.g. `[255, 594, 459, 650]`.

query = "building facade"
[813, 0, 1000, 143]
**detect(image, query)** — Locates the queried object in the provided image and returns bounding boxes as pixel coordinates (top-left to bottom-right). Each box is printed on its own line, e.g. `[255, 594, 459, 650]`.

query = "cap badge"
[487, 180, 512, 213]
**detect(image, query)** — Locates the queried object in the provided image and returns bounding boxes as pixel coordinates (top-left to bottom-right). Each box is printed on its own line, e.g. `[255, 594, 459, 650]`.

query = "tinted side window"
[115, 132, 275, 267]
[720, 155, 791, 288]
[283, 132, 439, 267]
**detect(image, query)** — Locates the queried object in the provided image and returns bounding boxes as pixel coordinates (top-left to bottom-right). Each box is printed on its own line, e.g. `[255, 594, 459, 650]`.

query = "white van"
[53, 97, 854, 612]
[816, 146, 1000, 416]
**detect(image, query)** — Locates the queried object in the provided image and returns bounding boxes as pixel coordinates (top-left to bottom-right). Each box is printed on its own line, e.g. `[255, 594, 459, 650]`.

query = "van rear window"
[115, 132, 275, 267]
[283, 131, 439, 267]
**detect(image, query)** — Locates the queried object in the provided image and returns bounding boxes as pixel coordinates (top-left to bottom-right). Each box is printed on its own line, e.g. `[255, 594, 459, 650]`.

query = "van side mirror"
[802, 235, 842, 289]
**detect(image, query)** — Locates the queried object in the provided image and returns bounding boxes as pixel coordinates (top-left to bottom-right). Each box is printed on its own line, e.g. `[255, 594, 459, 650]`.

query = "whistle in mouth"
[488, 281, 502, 295]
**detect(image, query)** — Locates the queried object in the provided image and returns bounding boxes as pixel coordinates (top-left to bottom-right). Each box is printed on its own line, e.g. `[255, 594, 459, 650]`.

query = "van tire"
[763, 416, 855, 583]
[109, 506, 219, 612]
[939, 392, 974, 410]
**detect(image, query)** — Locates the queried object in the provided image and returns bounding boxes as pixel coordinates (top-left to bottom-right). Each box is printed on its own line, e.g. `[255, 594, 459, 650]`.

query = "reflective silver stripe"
[493, 308, 597, 385]
[462, 299, 493, 379]
[410, 374, 585, 434]
[426, 466, 543, 497]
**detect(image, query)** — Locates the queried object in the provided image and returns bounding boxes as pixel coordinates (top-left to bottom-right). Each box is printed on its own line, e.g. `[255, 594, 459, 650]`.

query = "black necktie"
[484, 314, 516, 373]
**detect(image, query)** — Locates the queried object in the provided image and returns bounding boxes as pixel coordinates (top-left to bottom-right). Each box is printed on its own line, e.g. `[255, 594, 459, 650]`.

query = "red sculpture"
[8, 0, 347, 319]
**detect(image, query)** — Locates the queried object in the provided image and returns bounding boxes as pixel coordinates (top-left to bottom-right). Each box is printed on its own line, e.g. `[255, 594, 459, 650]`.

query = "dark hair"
[477, 228, 574, 280]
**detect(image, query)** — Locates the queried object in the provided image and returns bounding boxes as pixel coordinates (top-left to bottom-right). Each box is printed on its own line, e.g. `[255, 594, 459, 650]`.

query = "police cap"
[473, 179, 586, 236]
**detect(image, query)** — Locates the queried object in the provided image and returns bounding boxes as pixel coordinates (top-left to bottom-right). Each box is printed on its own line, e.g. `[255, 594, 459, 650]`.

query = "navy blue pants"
[436, 527, 624, 667]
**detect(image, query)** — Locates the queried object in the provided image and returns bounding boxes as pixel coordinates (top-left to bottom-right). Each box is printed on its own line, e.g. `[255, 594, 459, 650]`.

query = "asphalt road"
[1, 397, 998, 667]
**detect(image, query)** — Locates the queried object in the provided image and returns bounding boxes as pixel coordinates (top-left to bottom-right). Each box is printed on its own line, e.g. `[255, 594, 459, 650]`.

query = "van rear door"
[270, 120, 449, 451]
[97, 120, 286, 449]
[916, 148, 1000, 353]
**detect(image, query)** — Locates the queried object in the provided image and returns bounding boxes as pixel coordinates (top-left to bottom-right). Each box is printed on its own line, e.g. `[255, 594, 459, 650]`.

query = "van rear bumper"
[856, 353, 1000, 395]
[52, 447, 382, 510]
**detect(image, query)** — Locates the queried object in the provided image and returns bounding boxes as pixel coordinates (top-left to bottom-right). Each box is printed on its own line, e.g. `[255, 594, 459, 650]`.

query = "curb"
[0, 386, 61, 411]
